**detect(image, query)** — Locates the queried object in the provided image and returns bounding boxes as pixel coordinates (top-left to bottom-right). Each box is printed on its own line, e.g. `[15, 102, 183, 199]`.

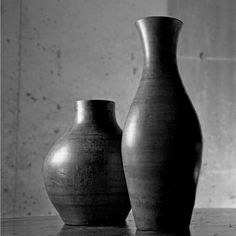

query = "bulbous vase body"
[122, 17, 202, 232]
[44, 100, 130, 225]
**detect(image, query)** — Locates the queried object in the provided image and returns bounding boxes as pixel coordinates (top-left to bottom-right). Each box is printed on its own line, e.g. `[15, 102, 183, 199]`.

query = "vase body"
[122, 17, 202, 232]
[44, 100, 130, 225]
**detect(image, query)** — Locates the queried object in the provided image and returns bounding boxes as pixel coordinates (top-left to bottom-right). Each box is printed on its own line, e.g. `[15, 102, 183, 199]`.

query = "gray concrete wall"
[2, 0, 22, 217]
[2, 0, 235, 218]
[167, 0, 236, 208]
[2, 0, 167, 218]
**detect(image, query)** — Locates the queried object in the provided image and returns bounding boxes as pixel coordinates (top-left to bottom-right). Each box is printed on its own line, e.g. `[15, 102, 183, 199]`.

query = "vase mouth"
[135, 16, 183, 26]
[76, 99, 115, 105]
[75, 100, 115, 110]
[74, 100, 116, 123]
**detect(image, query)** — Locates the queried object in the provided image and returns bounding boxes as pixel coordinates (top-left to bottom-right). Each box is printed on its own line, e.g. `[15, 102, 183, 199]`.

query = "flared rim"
[135, 16, 183, 26]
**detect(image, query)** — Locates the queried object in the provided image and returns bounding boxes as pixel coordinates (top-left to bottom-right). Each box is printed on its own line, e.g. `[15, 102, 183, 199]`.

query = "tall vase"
[122, 17, 202, 232]
[44, 100, 130, 225]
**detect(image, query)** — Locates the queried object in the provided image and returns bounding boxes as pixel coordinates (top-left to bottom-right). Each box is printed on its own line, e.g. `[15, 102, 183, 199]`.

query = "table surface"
[1, 209, 236, 236]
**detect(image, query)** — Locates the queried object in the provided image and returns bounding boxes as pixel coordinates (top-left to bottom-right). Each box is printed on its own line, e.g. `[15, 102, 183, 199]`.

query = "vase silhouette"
[44, 100, 130, 225]
[122, 17, 202, 232]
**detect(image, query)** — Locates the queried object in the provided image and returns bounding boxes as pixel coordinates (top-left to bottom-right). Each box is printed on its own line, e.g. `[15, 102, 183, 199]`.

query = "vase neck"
[74, 100, 116, 124]
[136, 17, 182, 72]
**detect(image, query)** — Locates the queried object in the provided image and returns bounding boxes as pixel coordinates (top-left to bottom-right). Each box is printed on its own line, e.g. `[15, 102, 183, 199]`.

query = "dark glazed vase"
[44, 100, 130, 225]
[122, 17, 202, 232]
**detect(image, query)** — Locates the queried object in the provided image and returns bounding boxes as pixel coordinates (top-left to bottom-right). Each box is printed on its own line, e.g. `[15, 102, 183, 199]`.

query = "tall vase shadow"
[135, 228, 191, 236]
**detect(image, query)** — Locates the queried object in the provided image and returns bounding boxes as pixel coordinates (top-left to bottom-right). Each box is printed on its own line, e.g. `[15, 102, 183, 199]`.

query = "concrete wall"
[2, 0, 235, 218]
[167, 0, 236, 208]
[2, 0, 167, 218]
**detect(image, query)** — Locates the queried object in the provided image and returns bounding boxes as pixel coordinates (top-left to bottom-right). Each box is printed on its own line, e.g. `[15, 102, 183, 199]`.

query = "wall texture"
[167, 0, 236, 208]
[2, 0, 236, 218]
[2, 0, 167, 218]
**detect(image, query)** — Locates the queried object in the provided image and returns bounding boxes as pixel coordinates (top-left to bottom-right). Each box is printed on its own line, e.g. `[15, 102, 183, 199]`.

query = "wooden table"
[1, 209, 236, 236]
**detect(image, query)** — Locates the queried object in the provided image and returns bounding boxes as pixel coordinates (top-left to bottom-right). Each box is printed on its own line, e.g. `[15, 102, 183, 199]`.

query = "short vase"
[44, 100, 130, 225]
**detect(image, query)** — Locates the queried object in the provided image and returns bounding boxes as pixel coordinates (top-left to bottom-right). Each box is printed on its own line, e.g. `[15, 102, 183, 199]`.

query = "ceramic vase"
[44, 100, 130, 225]
[122, 17, 202, 232]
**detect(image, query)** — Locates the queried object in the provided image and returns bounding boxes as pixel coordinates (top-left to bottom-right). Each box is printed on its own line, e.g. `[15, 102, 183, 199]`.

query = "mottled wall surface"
[2, 0, 167, 217]
[168, 0, 236, 207]
[2, 0, 21, 217]
[2, 0, 236, 218]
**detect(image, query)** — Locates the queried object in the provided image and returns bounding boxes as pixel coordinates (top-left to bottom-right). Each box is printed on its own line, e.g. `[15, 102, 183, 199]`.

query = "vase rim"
[76, 99, 115, 105]
[135, 16, 183, 25]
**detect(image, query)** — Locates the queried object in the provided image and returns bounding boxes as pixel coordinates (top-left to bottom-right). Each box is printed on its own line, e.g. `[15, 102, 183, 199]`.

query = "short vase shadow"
[57, 223, 134, 236]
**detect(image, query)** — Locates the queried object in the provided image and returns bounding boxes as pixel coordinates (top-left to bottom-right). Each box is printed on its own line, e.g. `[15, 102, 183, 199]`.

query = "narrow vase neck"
[136, 17, 182, 72]
[75, 100, 116, 124]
